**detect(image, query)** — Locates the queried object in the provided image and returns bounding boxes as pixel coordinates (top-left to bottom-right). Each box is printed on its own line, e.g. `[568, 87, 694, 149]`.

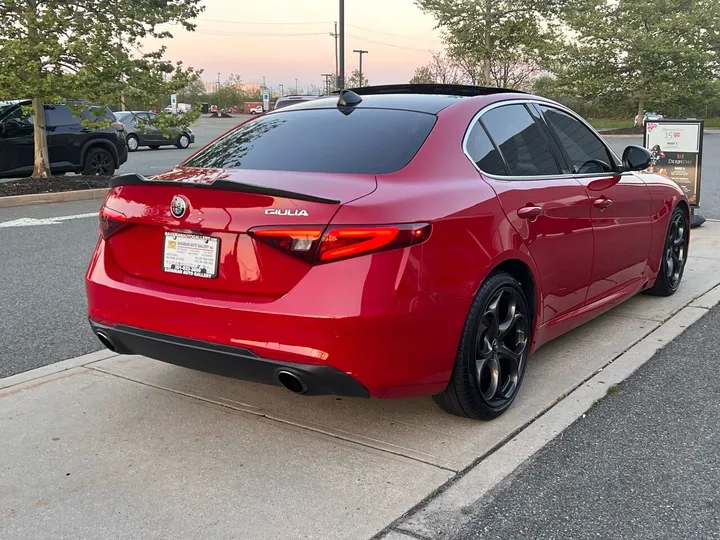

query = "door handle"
[593, 197, 613, 210]
[517, 206, 543, 220]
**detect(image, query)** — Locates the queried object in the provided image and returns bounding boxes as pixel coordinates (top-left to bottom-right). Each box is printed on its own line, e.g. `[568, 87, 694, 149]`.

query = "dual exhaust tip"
[96, 331, 117, 353]
[276, 370, 308, 395]
[97, 330, 309, 396]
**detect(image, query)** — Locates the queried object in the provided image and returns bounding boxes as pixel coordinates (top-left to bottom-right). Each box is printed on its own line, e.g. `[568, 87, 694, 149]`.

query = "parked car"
[113, 111, 195, 152]
[634, 111, 664, 126]
[273, 95, 322, 110]
[0, 100, 127, 177]
[87, 84, 689, 420]
[249, 105, 264, 115]
[163, 103, 192, 114]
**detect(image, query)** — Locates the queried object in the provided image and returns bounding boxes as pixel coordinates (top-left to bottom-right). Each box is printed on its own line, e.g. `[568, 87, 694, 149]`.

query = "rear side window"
[465, 122, 507, 175]
[539, 106, 615, 173]
[45, 105, 77, 127]
[81, 106, 114, 122]
[481, 104, 561, 177]
[183, 108, 437, 174]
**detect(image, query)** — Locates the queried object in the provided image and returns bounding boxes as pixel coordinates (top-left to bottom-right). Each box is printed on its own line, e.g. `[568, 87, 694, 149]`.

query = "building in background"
[204, 81, 219, 93]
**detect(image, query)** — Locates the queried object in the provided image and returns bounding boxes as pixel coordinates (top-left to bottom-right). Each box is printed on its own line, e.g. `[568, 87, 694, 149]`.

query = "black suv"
[0, 100, 128, 178]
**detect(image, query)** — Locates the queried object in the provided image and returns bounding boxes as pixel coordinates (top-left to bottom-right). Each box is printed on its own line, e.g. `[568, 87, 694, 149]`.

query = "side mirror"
[622, 145, 652, 171]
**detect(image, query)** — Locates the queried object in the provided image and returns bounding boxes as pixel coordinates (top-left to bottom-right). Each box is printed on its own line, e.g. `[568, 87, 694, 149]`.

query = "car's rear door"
[45, 104, 82, 170]
[139, 113, 166, 144]
[468, 102, 593, 327]
[535, 104, 652, 303]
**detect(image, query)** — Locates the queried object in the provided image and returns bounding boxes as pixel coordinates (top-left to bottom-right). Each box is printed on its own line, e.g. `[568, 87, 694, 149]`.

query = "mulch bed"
[0, 175, 112, 197]
[599, 126, 645, 135]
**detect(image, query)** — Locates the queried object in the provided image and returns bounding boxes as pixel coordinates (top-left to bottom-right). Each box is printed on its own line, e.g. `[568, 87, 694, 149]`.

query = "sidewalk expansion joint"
[86, 364, 457, 474]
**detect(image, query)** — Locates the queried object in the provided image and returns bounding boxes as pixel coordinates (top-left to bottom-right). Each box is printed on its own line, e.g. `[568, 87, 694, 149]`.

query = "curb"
[379, 284, 720, 540]
[0, 188, 108, 209]
[0, 349, 117, 391]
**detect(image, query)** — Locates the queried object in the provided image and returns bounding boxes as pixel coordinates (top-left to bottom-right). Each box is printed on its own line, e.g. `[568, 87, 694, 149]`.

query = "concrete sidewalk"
[3, 222, 720, 540]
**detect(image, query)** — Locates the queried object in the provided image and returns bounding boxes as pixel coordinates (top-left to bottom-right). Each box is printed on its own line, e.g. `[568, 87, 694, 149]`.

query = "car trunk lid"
[102, 168, 376, 297]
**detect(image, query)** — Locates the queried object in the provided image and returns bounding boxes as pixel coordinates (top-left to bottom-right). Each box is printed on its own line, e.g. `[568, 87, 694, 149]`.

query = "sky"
[146, 0, 445, 91]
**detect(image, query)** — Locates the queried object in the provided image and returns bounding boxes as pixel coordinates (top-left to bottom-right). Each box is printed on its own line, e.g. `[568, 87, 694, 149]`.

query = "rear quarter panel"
[636, 171, 688, 277]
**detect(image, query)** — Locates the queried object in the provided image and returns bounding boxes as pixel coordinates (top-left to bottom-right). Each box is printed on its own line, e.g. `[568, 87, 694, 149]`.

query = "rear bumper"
[90, 320, 369, 397]
[86, 240, 470, 398]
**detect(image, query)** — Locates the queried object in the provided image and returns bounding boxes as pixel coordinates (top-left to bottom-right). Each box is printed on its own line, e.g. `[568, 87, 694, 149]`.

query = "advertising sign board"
[644, 120, 704, 206]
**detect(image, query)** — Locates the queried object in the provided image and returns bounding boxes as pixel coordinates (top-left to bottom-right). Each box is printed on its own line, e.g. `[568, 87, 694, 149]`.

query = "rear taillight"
[249, 223, 431, 264]
[99, 206, 130, 239]
[112, 122, 124, 131]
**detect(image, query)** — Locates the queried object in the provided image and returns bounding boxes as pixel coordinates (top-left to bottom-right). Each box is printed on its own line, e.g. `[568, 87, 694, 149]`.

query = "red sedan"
[86, 84, 689, 420]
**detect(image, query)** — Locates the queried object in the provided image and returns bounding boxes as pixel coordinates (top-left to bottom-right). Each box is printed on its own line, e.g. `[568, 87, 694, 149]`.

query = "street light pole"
[279, 83, 284, 97]
[353, 50, 368, 86]
[338, 0, 345, 90]
[295, 78, 299, 94]
[262, 75, 266, 89]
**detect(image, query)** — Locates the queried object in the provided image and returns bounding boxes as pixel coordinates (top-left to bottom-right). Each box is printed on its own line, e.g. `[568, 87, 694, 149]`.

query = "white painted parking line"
[0, 212, 98, 228]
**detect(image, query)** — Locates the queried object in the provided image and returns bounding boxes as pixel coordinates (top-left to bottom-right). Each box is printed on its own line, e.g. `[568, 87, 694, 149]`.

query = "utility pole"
[262, 75, 266, 89]
[321, 73, 334, 95]
[330, 22, 339, 90]
[217, 72, 220, 91]
[353, 50, 368, 86]
[295, 78, 299, 94]
[338, 1, 345, 90]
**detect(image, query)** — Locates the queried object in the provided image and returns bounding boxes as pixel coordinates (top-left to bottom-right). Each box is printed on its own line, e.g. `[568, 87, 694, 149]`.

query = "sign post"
[262, 90, 270, 112]
[170, 94, 178, 115]
[644, 119, 705, 227]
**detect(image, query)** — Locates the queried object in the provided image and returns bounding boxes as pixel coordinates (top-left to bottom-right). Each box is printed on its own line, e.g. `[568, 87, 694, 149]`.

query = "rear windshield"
[183, 108, 436, 174]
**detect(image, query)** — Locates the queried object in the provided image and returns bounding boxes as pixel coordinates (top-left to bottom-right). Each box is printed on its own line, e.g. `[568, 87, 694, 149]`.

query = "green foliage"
[0, 0, 204, 177]
[410, 66, 436, 84]
[415, 0, 560, 87]
[551, 0, 720, 118]
[347, 70, 369, 88]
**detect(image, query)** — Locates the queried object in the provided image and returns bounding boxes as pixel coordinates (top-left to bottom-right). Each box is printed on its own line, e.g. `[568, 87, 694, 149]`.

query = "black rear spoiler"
[109, 172, 341, 205]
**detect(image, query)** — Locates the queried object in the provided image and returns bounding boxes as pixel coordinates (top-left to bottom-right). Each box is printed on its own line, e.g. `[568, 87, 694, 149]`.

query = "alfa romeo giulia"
[86, 84, 689, 420]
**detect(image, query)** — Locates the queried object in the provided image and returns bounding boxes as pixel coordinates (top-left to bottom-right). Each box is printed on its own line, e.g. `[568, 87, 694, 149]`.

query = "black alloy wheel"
[83, 148, 115, 176]
[434, 271, 531, 420]
[646, 206, 689, 297]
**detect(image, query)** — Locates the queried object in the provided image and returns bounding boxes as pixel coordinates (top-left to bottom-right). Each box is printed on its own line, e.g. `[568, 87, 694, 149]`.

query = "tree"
[179, 78, 208, 104]
[415, 0, 560, 86]
[410, 66, 436, 84]
[347, 69, 369, 88]
[428, 51, 463, 84]
[0, 0, 204, 178]
[552, 0, 720, 120]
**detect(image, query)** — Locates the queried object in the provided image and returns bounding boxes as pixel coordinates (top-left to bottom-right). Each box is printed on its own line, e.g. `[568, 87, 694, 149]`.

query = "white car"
[249, 105, 264, 115]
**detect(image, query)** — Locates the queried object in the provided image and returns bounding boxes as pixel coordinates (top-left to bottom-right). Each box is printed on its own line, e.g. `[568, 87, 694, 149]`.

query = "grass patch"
[589, 117, 720, 129]
[588, 118, 633, 129]
[607, 385, 620, 395]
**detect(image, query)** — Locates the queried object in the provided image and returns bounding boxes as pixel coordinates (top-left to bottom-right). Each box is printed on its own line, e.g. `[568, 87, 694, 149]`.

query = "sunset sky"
[148, 0, 445, 91]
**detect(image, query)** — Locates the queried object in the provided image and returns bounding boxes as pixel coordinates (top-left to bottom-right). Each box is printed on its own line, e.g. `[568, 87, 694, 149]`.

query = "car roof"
[269, 84, 527, 114]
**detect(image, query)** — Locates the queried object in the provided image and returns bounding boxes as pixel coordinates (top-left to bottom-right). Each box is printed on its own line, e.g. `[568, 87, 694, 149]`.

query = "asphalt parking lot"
[118, 115, 248, 177]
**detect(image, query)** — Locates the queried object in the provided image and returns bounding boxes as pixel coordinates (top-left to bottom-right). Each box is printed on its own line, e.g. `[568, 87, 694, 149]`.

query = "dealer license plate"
[162, 232, 220, 279]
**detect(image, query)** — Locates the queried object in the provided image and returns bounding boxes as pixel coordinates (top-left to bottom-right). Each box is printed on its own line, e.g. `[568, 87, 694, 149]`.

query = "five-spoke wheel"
[434, 271, 531, 420]
[646, 206, 689, 297]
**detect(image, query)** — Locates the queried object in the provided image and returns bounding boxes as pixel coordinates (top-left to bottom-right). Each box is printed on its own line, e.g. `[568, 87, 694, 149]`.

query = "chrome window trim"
[462, 98, 624, 181]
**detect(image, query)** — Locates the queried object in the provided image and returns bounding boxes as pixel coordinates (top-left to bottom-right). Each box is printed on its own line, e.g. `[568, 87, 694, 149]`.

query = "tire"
[645, 206, 689, 297]
[149, 145, 161, 150]
[433, 271, 532, 420]
[126, 135, 139, 152]
[176, 134, 190, 149]
[82, 147, 116, 176]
